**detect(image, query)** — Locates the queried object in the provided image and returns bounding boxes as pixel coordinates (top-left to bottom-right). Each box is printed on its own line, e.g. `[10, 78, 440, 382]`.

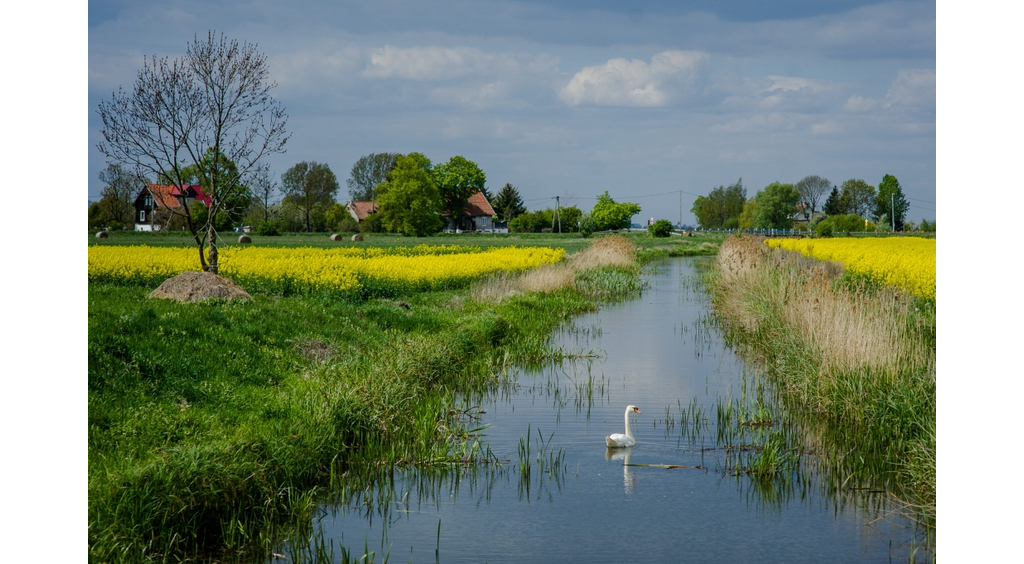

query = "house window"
[140, 210, 146, 222]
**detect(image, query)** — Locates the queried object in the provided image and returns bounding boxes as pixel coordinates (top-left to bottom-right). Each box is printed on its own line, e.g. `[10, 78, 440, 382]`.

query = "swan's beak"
[633, 407, 641, 414]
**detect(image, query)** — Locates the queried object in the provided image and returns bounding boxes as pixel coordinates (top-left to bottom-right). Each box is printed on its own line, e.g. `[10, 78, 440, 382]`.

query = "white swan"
[606, 405, 641, 448]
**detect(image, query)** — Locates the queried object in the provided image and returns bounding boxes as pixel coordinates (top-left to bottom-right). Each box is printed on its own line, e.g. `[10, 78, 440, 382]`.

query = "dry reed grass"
[714, 236, 932, 377]
[470, 235, 638, 303]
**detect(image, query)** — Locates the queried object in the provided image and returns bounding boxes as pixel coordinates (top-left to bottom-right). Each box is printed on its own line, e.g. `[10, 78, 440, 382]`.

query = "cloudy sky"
[87, 0, 936, 225]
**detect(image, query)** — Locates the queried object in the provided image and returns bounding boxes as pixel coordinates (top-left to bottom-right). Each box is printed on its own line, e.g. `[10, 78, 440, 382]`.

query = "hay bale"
[329, 233, 342, 241]
[351, 234, 364, 242]
[238, 234, 252, 244]
[96, 231, 108, 239]
[148, 271, 252, 302]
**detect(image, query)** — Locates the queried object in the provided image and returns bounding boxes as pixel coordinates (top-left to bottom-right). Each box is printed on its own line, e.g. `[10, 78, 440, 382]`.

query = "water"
[286, 257, 927, 563]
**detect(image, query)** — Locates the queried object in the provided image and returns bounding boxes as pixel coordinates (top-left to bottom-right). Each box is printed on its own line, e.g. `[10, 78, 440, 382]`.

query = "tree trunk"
[207, 223, 219, 274]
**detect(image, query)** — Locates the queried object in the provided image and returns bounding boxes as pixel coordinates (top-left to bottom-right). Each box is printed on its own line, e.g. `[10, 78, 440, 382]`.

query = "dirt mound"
[148, 271, 252, 302]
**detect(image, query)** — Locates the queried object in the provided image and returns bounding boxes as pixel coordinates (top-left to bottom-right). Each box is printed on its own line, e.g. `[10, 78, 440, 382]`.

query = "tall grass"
[703, 236, 936, 524]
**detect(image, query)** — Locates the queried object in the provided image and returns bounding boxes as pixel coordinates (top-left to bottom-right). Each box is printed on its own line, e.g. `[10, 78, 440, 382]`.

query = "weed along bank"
[88, 232, 932, 562]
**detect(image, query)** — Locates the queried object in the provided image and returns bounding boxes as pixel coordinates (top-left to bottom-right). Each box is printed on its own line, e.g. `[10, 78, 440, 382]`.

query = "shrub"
[107, 220, 124, 231]
[256, 221, 280, 236]
[579, 214, 596, 238]
[815, 221, 834, 238]
[649, 219, 673, 238]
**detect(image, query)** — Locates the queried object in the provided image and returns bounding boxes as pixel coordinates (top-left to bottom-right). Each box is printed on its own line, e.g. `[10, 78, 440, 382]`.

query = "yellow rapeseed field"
[88, 244, 566, 296]
[764, 237, 936, 300]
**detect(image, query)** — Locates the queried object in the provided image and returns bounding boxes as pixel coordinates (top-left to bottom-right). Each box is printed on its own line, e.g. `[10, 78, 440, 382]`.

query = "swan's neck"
[624, 409, 634, 439]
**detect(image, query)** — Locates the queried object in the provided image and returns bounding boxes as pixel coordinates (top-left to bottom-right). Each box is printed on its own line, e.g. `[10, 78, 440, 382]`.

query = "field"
[764, 236, 936, 301]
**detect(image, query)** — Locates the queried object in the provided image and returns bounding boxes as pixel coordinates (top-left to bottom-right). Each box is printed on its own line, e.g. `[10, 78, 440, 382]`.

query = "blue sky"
[87, 0, 936, 224]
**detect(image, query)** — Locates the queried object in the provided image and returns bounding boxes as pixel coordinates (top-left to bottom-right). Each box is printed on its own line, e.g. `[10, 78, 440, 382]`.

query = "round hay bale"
[148, 271, 252, 302]
[351, 234, 364, 242]
[238, 234, 252, 244]
[96, 231, 108, 239]
[329, 233, 342, 241]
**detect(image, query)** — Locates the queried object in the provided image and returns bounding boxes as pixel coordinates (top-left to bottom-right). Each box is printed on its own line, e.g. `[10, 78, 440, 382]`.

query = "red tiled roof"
[141, 184, 211, 208]
[462, 191, 495, 217]
[347, 201, 379, 221]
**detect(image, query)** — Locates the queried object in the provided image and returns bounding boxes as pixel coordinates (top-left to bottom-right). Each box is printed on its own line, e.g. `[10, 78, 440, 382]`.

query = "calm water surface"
[287, 257, 925, 563]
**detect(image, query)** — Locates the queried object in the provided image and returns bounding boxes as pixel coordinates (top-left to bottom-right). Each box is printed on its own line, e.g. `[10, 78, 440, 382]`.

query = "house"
[791, 201, 812, 228]
[445, 191, 499, 233]
[133, 184, 210, 231]
[346, 201, 379, 223]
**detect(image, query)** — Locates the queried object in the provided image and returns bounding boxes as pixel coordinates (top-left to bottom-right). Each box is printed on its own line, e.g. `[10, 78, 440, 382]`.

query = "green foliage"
[752, 182, 800, 229]
[579, 214, 596, 237]
[376, 153, 444, 236]
[359, 212, 385, 234]
[840, 179, 876, 218]
[591, 191, 641, 231]
[165, 148, 253, 228]
[874, 174, 909, 231]
[492, 183, 527, 222]
[919, 219, 935, 232]
[815, 221, 834, 237]
[690, 179, 746, 229]
[281, 161, 341, 232]
[649, 219, 674, 237]
[738, 199, 756, 229]
[875, 213, 890, 232]
[347, 152, 400, 202]
[509, 209, 552, 233]
[256, 221, 280, 236]
[99, 163, 141, 227]
[434, 156, 486, 228]
[89, 201, 106, 229]
[553, 205, 581, 233]
[823, 186, 843, 216]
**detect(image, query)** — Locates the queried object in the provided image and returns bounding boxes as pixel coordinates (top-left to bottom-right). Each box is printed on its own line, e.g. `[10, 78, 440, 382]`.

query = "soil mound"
[148, 271, 252, 302]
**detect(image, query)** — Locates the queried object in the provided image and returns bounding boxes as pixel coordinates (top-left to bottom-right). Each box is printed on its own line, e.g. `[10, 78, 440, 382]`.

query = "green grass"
[87, 237, 658, 562]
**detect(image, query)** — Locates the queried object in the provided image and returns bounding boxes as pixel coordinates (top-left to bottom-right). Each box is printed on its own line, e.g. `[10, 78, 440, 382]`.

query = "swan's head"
[627, 405, 641, 414]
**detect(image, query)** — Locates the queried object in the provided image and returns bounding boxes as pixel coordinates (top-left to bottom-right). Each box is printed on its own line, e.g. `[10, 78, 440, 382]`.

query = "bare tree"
[251, 164, 278, 224]
[98, 163, 143, 227]
[97, 31, 288, 273]
[794, 175, 831, 216]
[347, 153, 400, 202]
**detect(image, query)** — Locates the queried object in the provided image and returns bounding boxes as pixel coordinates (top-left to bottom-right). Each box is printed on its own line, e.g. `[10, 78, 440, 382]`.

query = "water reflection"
[278, 257, 933, 563]
[605, 447, 636, 495]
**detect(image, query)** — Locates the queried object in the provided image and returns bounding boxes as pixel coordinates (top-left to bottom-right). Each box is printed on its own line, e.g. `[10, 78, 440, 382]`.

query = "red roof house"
[133, 184, 210, 231]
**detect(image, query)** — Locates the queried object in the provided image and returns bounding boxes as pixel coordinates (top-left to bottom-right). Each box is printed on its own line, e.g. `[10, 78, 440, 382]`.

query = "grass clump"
[703, 236, 935, 525]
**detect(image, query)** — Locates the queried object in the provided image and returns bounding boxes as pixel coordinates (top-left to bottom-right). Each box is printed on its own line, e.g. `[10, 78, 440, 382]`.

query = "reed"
[704, 236, 936, 521]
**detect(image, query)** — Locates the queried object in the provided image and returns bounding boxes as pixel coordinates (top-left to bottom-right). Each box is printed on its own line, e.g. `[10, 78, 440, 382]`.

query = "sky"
[87, 0, 936, 225]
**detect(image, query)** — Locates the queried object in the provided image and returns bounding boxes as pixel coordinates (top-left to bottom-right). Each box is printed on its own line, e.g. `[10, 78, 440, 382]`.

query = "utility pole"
[891, 193, 895, 232]
[679, 190, 682, 228]
[555, 195, 562, 233]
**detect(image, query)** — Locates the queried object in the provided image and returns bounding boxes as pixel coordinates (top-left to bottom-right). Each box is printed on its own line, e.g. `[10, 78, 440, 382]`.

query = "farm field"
[765, 236, 936, 301]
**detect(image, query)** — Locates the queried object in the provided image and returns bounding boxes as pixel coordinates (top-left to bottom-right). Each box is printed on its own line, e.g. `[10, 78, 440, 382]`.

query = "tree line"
[690, 174, 932, 234]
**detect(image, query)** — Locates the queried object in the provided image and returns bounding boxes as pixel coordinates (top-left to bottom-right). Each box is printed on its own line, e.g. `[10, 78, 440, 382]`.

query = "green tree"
[579, 214, 596, 238]
[649, 219, 674, 237]
[556, 205, 582, 233]
[164, 148, 253, 228]
[874, 174, 910, 231]
[794, 175, 831, 215]
[347, 152, 401, 202]
[281, 161, 340, 232]
[376, 153, 445, 236]
[840, 179, 876, 218]
[97, 32, 289, 273]
[690, 179, 746, 229]
[591, 191, 641, 231]
[752, 182, 800, 229]
[491, 183, 527, 222]
[823, 186, 844, 216]
[434, 156, 486, 230]
[738, 199, 757, 229]
[98, 163, 140, 227]
[509, 209, 553, 233]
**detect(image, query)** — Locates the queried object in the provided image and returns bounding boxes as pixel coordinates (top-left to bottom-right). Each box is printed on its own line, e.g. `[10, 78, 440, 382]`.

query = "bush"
[359, 212, 385, 234]
[649, 219, 673, 238]
[107, 220, 124, 232]
[815, 221, 834, 238]
[579, 214, 596, 238]
[256, 221, 280, 236]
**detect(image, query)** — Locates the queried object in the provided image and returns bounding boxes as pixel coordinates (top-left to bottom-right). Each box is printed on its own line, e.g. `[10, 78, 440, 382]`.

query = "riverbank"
[88, 236, 655, 562]
[701, 236, 936, 525]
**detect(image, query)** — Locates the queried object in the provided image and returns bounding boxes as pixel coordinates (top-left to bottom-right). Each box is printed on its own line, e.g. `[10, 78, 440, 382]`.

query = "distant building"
[346, 201, 379, 223]
[444, 191, 498, 232]
[133, 184, 210, 231]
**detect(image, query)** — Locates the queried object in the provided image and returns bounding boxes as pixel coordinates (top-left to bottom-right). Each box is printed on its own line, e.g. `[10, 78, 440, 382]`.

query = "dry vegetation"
[470, 235, 638, 303]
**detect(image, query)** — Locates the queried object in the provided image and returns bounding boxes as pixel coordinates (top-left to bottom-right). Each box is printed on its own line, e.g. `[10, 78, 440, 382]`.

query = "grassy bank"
[88, 236, 650, 562]
[702, 236, 935, 525]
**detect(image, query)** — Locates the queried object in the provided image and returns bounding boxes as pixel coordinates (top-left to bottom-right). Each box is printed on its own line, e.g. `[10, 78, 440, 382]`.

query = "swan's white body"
[606, 405, 641, 448]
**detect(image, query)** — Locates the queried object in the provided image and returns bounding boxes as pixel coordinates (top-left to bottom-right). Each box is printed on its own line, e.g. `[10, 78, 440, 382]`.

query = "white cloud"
[843, 95, 881, 113]
[811, 121, 840, 135]
[364, 45, 496, 80]
[559, 50, 709, 107]
[884, 69, 936, 109]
